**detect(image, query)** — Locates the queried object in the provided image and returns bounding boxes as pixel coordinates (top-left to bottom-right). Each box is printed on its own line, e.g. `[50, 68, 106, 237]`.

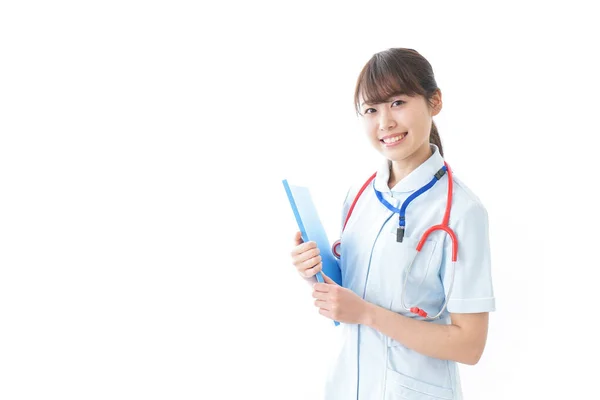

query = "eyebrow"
[360, 92, 406, 107]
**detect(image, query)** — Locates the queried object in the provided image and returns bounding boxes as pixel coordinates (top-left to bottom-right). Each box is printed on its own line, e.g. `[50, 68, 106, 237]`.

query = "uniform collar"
[373, 144, 445, 194]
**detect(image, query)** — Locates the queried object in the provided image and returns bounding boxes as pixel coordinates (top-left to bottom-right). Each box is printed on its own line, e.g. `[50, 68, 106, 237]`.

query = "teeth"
[383, 133, 405, 144]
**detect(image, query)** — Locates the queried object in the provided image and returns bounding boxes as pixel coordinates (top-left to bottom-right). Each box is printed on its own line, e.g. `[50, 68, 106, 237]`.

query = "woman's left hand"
[312, 273, 372, 324]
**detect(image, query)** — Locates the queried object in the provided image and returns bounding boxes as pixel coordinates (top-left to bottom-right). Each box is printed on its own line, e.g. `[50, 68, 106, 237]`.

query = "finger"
[319, 308, 334, 320]
[295, 255, 321, 277]
[313, 282, 330, 293]
[290, 240, 318, 257]
[314, 299, 330, 310]
[321, 272, 338, 285]
[311, 289, 329, 300]
[293, 231, 303, 246]
[301, 262, 322, 278]
[293, 249, 321, 270]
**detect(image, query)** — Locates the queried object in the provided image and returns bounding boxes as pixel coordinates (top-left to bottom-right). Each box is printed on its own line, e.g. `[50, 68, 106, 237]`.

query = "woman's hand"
[312, 273, 372, 325]
[290, 231, 322, 279]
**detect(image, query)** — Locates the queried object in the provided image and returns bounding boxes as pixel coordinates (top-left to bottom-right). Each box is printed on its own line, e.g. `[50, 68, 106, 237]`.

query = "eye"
[364, 108, 377, 114]
[391, 100, 405, 107]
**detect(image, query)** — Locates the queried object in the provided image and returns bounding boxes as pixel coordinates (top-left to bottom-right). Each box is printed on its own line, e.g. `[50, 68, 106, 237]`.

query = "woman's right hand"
[290, 231, 322, 279]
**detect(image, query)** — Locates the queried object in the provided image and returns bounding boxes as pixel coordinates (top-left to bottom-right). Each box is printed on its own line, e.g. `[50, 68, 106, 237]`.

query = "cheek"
[405, 112, 428, 136]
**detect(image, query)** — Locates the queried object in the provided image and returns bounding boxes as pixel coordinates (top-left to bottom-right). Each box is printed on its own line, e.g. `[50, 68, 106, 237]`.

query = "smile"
[380, 132, 407, 146]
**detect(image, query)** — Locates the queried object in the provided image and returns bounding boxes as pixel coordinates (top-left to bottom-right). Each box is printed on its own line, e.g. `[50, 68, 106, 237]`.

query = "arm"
[363, 305, 489, 365]
[365, 202, 493, 364]
[315, 275, 489, 365]
[315, 201, 495, 365]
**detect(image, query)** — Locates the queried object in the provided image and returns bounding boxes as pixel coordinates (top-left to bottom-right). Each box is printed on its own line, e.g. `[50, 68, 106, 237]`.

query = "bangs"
[355, 53, 425, 113]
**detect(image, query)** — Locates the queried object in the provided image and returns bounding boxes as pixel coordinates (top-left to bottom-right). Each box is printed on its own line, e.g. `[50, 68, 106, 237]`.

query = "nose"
[378, 108, 397, 131]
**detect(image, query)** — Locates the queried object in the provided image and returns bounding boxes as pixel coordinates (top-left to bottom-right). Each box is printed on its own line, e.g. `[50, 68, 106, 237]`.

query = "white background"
[1, 1, 599, 399]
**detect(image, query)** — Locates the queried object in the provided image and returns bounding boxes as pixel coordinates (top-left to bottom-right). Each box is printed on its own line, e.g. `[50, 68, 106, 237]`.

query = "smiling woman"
[355, 49, 445, 187]
[289, 48, 495, 400]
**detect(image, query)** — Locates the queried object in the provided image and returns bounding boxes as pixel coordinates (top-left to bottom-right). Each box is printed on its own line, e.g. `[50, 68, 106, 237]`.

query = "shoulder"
[448, 174, 489, 225]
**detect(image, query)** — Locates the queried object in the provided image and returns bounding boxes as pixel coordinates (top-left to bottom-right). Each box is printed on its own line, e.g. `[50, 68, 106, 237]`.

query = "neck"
[388, 143, 433, 189]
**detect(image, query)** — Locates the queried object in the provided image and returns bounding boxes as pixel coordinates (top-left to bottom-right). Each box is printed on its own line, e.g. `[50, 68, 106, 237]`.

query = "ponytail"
[429, 121, 444, 157]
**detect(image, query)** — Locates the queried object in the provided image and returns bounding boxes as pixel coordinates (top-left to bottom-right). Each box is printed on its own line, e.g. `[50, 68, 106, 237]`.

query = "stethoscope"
[331, 161, 458, 320]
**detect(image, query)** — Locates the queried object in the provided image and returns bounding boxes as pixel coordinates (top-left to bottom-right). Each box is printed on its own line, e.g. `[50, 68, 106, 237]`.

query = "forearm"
[362, 303, 482, 365]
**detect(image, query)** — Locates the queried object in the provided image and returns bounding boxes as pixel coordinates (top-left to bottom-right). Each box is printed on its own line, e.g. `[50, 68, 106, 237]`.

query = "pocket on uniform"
[386, 234, 440, 314]
[384, 368, 454, 400]
[403, 236, 438, 288]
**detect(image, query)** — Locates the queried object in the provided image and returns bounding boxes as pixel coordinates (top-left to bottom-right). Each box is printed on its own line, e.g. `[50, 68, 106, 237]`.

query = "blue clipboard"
[282, 179, 342, 326]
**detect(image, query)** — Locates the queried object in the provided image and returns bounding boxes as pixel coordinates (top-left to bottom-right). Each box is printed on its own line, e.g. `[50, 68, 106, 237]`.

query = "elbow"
[460, 346, 484, 365]
[462, 352, 482, 366]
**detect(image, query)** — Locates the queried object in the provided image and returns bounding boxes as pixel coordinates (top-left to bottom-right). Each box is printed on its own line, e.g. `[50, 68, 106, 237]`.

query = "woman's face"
[359, 90, 442, 164]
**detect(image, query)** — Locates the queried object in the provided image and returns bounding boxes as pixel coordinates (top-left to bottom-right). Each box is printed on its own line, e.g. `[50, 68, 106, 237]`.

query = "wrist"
[360, 301, 378, 327]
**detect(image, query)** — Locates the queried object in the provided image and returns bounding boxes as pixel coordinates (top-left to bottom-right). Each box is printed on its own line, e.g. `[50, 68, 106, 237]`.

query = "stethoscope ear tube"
[417, 224, 458, 262]
[402, 231, 458, 320]
[330, 172, 377, 261]
[331, 162, 458, 320]
[402, 260, 456, 320]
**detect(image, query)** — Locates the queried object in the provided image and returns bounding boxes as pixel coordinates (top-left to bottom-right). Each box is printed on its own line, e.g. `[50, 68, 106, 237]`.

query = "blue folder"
[282, 179, 343, 287]
[282, 179, 342, 326]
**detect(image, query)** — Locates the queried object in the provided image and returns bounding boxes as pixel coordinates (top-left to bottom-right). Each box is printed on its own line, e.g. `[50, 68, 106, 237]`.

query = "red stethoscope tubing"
[331, 171, 376, 259]
[331, 162, 458, 319]
[333, 162, 456, 260]
[416, 162, 457, 262]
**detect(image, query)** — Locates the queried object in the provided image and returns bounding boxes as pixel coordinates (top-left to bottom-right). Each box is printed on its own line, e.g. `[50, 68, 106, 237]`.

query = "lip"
[380, 132, 408, 147]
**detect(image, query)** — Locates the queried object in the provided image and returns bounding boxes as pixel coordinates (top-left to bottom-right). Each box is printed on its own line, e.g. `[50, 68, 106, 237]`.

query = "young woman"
[290, 48, 495, 399]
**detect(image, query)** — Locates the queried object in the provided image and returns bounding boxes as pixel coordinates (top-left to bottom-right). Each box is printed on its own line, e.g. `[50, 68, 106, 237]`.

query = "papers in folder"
[282, 179, 343, 287]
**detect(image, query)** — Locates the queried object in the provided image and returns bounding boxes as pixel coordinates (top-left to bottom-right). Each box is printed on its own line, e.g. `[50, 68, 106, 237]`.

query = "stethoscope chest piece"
[332, 239, 341, 259]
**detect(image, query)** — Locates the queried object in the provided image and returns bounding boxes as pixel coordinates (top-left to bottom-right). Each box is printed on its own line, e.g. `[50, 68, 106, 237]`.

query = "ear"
[431, 89, 443, 117]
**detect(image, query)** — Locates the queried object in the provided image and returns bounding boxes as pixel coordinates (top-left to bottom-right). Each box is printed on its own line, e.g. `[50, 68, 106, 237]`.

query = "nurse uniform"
[324, 144, 495, 400]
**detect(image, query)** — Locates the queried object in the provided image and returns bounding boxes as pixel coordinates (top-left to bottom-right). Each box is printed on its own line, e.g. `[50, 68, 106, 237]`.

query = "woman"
[290, 48, 495, 399]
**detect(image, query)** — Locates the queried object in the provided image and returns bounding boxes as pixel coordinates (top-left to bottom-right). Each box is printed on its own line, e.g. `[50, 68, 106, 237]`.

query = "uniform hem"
[447, 297, 495, 313]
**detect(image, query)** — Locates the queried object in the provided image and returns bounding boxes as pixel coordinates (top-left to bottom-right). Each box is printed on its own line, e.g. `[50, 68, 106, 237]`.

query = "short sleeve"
[441, 203, 496, 313]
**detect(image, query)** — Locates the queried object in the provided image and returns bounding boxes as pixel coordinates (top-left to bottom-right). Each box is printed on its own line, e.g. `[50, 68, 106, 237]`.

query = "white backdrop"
[1, 1, 599, 399]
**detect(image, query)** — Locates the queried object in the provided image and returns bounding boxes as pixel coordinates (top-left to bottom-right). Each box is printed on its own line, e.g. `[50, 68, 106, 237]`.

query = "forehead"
[355, 60, 424, 111]
[360, 76, 407, 104]
[359, 91, 407, 106]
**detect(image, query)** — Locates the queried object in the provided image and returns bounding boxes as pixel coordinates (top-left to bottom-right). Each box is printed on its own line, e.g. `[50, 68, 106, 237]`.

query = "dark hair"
[353, 48, 444, 157]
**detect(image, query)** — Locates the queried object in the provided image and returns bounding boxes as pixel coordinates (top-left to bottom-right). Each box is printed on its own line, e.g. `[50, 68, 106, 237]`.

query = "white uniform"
[324, 145, 496, 400]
